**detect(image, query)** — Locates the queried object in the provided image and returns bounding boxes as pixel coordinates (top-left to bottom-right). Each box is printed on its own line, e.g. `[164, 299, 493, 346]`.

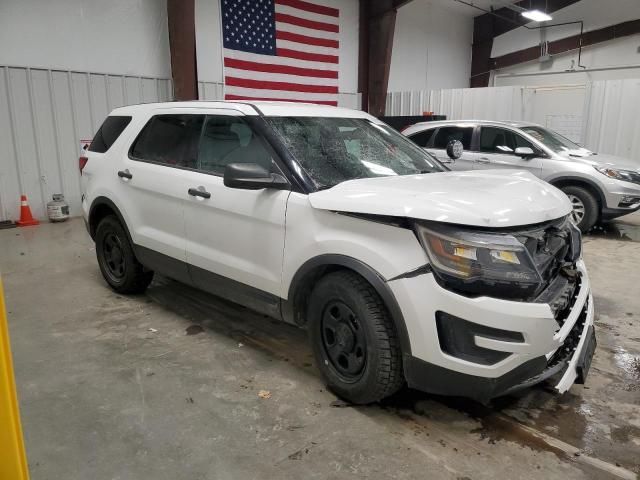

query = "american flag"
[221, 0, 340, 106]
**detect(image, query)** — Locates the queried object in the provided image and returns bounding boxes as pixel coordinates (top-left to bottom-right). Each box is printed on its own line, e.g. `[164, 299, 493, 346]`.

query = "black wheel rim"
[321, 301, 367, 381]
[102, 233, 126, 281]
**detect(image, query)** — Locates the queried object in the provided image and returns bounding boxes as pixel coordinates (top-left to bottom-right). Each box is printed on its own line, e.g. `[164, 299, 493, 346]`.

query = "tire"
[95, 215, 153, 294]
[561, 185, 599, 233]
[308, 270, 404, 404]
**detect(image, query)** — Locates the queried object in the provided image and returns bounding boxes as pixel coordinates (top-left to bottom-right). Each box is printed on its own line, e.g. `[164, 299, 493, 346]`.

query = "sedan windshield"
[521, 126, 584, 154]
[266, 117, 445, 189]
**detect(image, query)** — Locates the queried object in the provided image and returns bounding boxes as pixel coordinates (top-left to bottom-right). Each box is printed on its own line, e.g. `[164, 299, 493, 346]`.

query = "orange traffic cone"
[16, 195, 39, 227]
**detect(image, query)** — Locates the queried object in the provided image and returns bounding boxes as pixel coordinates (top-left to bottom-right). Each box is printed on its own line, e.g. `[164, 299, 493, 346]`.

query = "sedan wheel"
[567, 194, 586, 225]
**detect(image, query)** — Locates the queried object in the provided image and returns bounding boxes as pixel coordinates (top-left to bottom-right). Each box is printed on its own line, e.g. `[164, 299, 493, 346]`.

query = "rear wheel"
[308, 270, 404, 404]
[95, 215, 153, 293]
[561, 186, 599, 233]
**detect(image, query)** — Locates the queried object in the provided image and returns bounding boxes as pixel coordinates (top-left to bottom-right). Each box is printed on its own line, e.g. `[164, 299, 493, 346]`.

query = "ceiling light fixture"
[521, 9, 553, 22]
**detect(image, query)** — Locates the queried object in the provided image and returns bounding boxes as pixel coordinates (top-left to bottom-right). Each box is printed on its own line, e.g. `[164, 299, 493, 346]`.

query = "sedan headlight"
[416, 223, 542, 298]
[594, 166, 640, 185]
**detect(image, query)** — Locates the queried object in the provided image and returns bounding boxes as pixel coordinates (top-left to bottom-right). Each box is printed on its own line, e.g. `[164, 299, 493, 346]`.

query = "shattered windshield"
[266, 117, 445, 189]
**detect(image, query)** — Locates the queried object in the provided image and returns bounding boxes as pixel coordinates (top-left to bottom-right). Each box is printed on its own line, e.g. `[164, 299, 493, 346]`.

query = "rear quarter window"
[88, 116, 132, 153]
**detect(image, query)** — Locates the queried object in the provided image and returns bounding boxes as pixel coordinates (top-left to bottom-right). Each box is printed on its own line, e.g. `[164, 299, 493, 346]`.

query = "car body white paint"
[308, 170, 572, 227]
[82, 101, 594, 400]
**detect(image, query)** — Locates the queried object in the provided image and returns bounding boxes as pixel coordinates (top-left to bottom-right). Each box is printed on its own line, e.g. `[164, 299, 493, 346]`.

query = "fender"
[547, 175, 607, 207]
[88, 196, 133, 244]
[283, 254, 412, 357]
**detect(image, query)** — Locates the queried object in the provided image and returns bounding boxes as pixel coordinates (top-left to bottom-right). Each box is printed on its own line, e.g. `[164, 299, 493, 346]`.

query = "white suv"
[81, 101, 596, 404]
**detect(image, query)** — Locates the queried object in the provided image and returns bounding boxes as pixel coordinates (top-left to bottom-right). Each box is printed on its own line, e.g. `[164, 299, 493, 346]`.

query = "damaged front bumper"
[389, 259, 595, 402]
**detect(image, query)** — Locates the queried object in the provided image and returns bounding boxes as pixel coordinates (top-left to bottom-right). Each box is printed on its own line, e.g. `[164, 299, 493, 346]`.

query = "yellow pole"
[0, 277, 29, 480]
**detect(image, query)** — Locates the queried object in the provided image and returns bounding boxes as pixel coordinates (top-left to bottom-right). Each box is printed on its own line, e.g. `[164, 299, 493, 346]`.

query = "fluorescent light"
[521, 9, 553, 22]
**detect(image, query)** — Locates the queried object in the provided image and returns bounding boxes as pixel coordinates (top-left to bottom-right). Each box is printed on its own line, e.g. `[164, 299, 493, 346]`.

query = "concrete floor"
[1, 213, 639, 480]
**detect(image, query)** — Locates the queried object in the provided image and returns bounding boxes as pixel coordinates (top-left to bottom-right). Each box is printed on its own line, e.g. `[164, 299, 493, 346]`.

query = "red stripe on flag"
[226, 76, 338, 94]
[225, 94, 338, 106]
[224, 57, 338, 79]
[275, 13, 339, 33]
[276, 30, 339, 49]
[275, 0, 339, 18]
[276, 47, 339, 64]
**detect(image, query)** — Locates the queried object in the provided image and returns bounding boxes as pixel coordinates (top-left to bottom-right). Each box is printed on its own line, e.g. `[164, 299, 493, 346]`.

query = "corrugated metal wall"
[0, 66, 172, 222]
[583, 79, 640, 161]
[385, 87, 527, 120]
[386, 80, 640, 167]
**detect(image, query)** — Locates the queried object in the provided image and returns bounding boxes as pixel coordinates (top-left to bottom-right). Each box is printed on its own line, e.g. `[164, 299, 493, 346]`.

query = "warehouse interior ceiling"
[429, 0, 521, 16]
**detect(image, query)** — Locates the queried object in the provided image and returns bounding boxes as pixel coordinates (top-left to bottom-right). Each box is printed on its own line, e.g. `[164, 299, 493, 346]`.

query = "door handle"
[188, 187, 211, 199]
[476, 157, 491, 164]
[117, 169, 133, 179]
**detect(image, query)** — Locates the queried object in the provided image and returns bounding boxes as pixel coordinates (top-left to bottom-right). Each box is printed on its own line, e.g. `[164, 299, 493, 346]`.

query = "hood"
[309, 170, 572, 228]
[558, 149, 640, 171]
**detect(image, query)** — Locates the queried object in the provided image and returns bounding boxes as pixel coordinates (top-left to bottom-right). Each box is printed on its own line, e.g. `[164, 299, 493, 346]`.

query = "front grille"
[535, 271, 581, 322]
[514, 216, 578, 287]
[547, 299, 588, 369]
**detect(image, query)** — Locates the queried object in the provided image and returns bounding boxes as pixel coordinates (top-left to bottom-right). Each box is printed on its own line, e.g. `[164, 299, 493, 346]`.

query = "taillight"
[79, 156, 88, 173]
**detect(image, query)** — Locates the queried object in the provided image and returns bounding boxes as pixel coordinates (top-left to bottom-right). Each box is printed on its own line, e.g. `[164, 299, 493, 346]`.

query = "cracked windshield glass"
[267, 117, 445, 189]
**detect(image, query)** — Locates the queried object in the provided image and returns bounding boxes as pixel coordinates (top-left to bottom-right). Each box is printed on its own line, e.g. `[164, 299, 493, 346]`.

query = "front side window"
[266, 117, 444, 189]
[130, 114, 204, 168]
[480, 127, 536, 154]
[432, 127, 473, 150]
[198, 116, 272, 175]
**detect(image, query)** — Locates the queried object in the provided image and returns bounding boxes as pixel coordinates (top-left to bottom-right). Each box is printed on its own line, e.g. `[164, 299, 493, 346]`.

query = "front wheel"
[307, 270, 404, 404]
[95, 215, 153, 294]
[561, 186, 599, 233]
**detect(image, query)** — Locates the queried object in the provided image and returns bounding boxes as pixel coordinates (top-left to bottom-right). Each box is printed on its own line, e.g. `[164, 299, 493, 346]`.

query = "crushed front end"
[388, 216, 596, 402]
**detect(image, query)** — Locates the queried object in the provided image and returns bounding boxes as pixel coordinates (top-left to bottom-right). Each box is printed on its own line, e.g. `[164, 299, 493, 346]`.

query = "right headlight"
[416, 222, 542, 298]
[594, 166, 640, 185]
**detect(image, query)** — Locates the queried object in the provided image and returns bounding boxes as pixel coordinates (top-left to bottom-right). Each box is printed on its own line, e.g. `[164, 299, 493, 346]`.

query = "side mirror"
[515, 147, 535, 158]
[223, 163, 289, 190]
[446, 140, 463, 160]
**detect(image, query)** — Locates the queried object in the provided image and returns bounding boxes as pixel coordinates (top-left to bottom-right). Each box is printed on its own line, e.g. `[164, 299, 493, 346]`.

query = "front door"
[475, 126, 543, 175]
[427, 126, 477, 171]
[182, 112, 290, 316]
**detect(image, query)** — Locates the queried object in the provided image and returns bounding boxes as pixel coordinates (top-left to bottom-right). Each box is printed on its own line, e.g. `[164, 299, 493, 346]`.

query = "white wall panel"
[0, 66, 172, 222]
[388, 0, 473, 92]
[0, 0, 171, 78]
[584, 79, 640, 161]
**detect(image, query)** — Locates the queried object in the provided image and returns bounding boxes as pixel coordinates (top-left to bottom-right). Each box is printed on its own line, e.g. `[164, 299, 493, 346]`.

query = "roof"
[110, 100, 378, 120]
[403, 119, 541, 133]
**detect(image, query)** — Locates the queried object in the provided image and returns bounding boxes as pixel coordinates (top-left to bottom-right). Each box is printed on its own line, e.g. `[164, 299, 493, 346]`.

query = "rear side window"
[433, 127, 473, 150]
[130, 114, 205, 169]
[408, 128, 435, 147]
[89, 116, 132, 153]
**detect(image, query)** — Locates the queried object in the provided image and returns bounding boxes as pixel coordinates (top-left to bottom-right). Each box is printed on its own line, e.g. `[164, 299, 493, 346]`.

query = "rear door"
[475, 126, 543, 175]
[427, 126, 477, 170]
[119, 110, 205, 283]
[182, 111, 289, 313]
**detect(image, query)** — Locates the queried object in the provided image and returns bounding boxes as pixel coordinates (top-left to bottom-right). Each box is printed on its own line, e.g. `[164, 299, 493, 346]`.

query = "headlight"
[416, 223, 542, 298]
[594, 166, 640, 185]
